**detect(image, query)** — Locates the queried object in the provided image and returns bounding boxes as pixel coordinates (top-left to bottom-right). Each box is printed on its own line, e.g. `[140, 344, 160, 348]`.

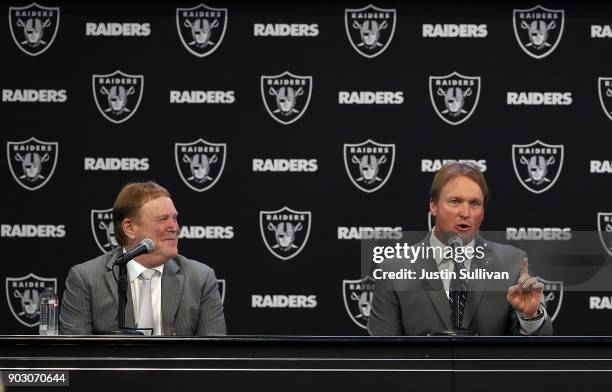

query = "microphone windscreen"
[141, 238, 155, 253]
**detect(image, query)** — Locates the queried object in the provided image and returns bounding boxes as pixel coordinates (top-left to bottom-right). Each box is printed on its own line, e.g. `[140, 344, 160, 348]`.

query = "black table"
[1, 336, 612, 391]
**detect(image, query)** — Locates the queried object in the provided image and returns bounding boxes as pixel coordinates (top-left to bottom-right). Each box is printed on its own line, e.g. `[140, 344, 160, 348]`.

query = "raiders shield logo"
[345, 5, 396, 58]
[7, 137, 58, 191]
[91, 208, 118, 253]
[175, 139, 227, 192]
[343, 139, 395, 193]
[260, 207, 311, 261]
[217, 278, 226, 304]
[261, 71, 313, 125]
[597, 77, 612, 122]
[9, 3, 60, 56]
[429, 72, 481, 126]
[92, 70, 144, 124]
[176, 4, 228, 58]
[512, 140, 564, 194]
[513, 5, 564, 59]
[343, 276, 375, 330]
[540, 278, 563, 322]
[597, 212, 612, 257]
[6, 273, 57, 327]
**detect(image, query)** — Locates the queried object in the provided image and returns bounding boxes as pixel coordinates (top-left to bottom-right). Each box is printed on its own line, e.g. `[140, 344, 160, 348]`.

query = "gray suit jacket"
[59, 248, 226, 336]
[367, 234, 553, 336]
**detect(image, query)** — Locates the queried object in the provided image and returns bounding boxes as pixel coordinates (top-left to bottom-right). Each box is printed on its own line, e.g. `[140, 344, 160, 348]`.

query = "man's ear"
[429, 198, 438, 216]
[122, 218, 137, 241]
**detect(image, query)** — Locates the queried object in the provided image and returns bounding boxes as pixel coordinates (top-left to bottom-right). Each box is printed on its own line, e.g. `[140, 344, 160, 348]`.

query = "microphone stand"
[95, 254, 143, 335]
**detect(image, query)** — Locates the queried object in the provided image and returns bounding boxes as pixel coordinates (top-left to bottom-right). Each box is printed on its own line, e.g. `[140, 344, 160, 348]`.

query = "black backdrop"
[2, 0, 612, 335]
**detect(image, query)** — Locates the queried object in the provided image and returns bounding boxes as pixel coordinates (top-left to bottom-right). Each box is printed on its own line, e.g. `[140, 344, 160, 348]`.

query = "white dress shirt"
[429, 229, 546, 334]
[126, 256, 164, 335]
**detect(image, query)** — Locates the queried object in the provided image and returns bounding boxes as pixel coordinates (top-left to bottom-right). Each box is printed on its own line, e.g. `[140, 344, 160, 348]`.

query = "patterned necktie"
[137, 269, 156, 335]
[448, 260, 469, 328]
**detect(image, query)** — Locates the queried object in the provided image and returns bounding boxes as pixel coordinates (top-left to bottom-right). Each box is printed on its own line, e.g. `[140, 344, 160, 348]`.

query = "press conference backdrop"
[2, 0, 612, 335]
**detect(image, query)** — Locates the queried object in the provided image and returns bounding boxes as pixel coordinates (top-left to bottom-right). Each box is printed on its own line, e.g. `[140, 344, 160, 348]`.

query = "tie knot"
[140, 269, 156, 281]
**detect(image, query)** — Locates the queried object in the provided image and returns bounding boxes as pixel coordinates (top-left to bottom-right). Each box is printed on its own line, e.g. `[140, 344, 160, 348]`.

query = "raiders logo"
[175, 139, 227, 192]
[343, 139, 395, 193]
[344, 5, 396, 58]
[7, 137, 58, 191]
[597, 77, 612, 122]
[540, 278, 563, 322]
[9, 3, 60, 56]
[261, 71, 313, 125]
[343, 276, 375, 330]
[217, 278, 226, 304]
[512, 140, 564, 194]
[429, 72, 481, 126]
[91, 208, 117, 253]
[260, 207, 311, 260]
[92, 70, 144, 124]
[6, 273, 57, 327]
[176, 4, 228, 58]
[597, 212, 612, 257]
[513, 5, 564, 59]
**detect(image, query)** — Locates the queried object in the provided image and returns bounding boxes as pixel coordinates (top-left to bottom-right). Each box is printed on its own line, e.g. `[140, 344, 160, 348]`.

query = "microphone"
[448, 236, 464, 264]
[113, 238, 155, 265]
[448, 235, 464, 249]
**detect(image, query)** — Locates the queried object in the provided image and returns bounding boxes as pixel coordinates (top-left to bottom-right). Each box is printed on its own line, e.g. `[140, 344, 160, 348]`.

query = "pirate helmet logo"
[9, 3, 60, 56]
[176, 4, 228, 57]
[540, 278, 563, 322]
[91, 208, 118, 253]
[344, 5, 396, 58]
[597, 212, 612, 257]
[344, 139, 395, 193]
[6, 273, 57, 327]
[513, 5, 564, 59]
[512, 140, 564, 194]
[429, 72, 481, 126]
[260, 207, 312, 261]
[261, 71, 313, 125]
[92, 70, 144, 124]
[7, 137, 58, 191]
[597, 77, 612, 122]
[175, 138, 227, 192]
[343, 276, 375, 330]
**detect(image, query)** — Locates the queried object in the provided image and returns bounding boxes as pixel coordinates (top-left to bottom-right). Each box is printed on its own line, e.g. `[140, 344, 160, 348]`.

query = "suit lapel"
[421, 255, 453, 330]
[161, 259, 183, 334]
[104, 250, 136, 328]
[462, 236, 492, 328]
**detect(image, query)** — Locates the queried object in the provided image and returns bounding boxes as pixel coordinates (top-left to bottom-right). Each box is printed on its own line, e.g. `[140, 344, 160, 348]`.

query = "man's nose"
[458, 203, 471, 218]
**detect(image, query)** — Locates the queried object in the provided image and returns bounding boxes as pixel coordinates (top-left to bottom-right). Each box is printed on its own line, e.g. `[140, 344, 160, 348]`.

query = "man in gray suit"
[60, 181, 226, 336]
[368, 162, 552, 336]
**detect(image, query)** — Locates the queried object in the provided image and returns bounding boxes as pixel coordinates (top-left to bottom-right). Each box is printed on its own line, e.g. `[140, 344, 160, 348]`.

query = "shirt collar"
[124, 247, 165, 283]
[429, 228, 475, 267]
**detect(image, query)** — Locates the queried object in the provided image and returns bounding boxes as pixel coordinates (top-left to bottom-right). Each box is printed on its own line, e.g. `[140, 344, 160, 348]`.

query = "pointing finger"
[521, 257, 529, 276]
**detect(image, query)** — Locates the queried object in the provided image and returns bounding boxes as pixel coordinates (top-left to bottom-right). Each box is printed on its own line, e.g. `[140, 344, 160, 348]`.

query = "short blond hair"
[429, 162, 489, 206]
[112, 181, 171, 246]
